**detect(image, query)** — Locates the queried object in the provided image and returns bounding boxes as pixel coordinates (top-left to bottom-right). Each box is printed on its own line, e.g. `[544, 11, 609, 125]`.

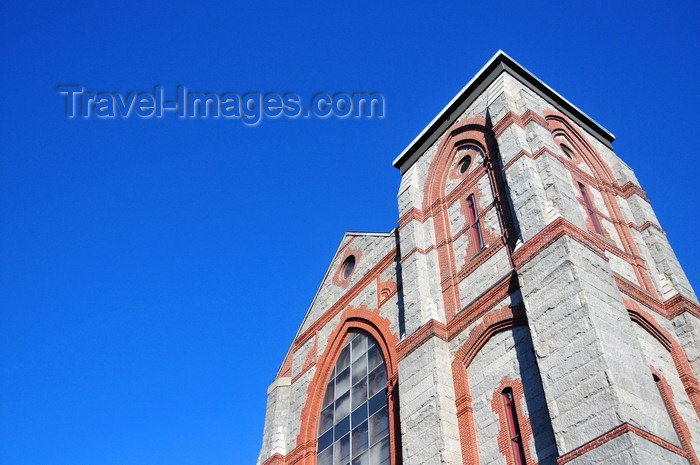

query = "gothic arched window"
[317, 332, 391, 465]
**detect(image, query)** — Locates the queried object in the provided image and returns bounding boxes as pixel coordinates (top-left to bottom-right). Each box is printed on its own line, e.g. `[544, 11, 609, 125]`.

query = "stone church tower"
[257, 52, 700, 465]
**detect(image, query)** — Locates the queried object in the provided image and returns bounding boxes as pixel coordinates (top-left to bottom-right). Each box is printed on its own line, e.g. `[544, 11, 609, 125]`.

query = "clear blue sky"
[1, 2, 698, 464]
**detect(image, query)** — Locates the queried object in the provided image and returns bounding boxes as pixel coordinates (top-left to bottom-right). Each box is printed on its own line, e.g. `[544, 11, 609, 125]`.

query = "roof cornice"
[392, 51, 615, 174]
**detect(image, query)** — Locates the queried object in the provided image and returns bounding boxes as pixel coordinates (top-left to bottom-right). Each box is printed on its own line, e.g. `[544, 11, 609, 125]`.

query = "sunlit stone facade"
[257, 52, 700, 465]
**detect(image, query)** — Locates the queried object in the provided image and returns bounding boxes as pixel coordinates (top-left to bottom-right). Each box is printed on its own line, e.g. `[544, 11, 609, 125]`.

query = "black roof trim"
[393, 51, 615, 175]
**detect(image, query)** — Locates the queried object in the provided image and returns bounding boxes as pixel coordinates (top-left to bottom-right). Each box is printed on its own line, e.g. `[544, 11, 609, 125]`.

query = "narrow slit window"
[560, 144, 574, 159]
[467, 195, 484, 252]
[578, 182, 602, 234]
[554, 135, 575, 160]
[502, 388, 527, 465]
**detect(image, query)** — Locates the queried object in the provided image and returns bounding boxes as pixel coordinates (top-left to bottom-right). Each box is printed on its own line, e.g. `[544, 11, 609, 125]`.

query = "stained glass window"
[317, 333, 390, 465]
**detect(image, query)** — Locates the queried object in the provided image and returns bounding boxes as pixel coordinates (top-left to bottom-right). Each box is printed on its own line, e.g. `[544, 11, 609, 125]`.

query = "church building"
[257, 51, 700, 465]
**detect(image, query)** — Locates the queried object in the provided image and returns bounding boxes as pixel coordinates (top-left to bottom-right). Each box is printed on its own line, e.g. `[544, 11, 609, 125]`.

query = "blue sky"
[1, 2, 698, 464]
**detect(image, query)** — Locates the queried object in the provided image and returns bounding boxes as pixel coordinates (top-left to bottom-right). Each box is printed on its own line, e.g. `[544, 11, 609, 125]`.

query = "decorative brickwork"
[556, 423, 688, 464]
[294, 306, 400, 465]
[331, 247, 363, 289]
[627, 302, 700, 418]
[651, 367, 700, 465]
[294, 247, 397, 350]
[418, 117, 502, 322]
[377, 277, 398, 309]
[451, 305, 528, 464]
[258, 52, 699, 465]
[491, 378, 536, 465]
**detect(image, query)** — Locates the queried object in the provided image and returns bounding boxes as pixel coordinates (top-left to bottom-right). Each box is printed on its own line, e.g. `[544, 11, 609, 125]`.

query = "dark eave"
[392, 51, 615, 174]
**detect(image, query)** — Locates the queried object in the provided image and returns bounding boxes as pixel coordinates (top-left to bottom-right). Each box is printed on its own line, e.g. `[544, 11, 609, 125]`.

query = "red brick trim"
[544, 110, 659, 296]
[334, 235, 357, 259]
[396, 318, 448, 361]
[386, 371, 403, 465]
[397, 182, 501, 277]
[571, 176, 610, 238]
[293, 247, 397, 349]
[397, 206, 426, 228]
[447, 273, 520, 340]
[295, 336, 318, 383]
[544, 110, 617, 186]
[403, 215, 683, 367]
[628, 220, 665, 234]
[331, 247, 363, 289]
[665, 294, 700, 319]
[627, 303, 672, 351]
[397, 244, 436, 264]
[447, 142, 485, 182]
[491, 109, 550, 139]
[456, 241, 504, 281]
[278, 351, 293, 378]
[509, 216, 658, 298]
[396, 273, 520, 363]
[501, 148, 534, 171]
[422, 116, 492, 211]
[492, 378, 536, 465]
[651, 367, 700, 465]
[454, 305, 527, 369]
[420, 117, 500, 322]
[377, 277, 398, 308]
[617, 276, 700, 321]
[441, 166, 488, 209]
[261, 453, 286, 465]
[285, 441, 315, 465]
[488, 109, 649, 207]
[616, 275, 666, 316]
[451, 306, 528, 465]
[456, 190, 500, 260]
[627, 303, 700, 418]
[501, 146, 566, 173]
[620, 181, 649, 202]
[294, 306, 400, 465]
[512, 217, 608, 269]
[556, 422, 688, 464]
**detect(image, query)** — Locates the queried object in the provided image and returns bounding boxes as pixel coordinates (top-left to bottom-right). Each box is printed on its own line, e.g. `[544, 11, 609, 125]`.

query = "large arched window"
[317, 332, 391, 465]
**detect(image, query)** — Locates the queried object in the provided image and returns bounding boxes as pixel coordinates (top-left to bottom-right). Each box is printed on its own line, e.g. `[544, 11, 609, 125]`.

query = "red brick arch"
[544, 110, 617, 187]
[422, 116, 493, 211]
[291, 305, 400, 465]
[626, 301, 700, 419]
[546, 110, 658, 296]
[420, 117, 501, 322]
[451, 305, 528, 465]
[491, 378, 537, 465]
[650, 366, 700, 465]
